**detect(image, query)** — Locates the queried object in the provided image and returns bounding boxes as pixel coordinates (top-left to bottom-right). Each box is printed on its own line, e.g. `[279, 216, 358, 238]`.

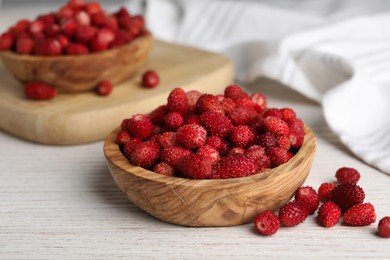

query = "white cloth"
[142, 0, 390, 175]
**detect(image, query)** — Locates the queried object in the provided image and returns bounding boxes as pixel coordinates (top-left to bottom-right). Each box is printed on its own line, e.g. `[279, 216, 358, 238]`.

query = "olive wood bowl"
[104, 124, 316, 227]
[0, 33, 153, 93]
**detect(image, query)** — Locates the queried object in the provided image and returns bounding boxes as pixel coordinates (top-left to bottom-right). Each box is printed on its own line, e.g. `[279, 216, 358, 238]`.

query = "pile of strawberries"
[253, 167, 390, 238]
[116, 85, 305, 179]
[0, 0, 146, 55]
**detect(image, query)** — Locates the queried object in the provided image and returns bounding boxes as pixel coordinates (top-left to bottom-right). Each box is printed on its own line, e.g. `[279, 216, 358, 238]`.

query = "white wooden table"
[1, 77, 389, 259]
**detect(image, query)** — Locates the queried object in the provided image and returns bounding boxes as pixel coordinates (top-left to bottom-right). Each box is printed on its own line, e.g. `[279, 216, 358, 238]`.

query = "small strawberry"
[24, 82, 57, 100]
[75, 25, 96, 44]
[41, 39, 62, 56]
[186, 90, 203, 111]
[254, 210, 280, 236]
[244, 145, 270, 170]
[176, 124, 207, 149]
[183, 113, 201, 126]
[96, 80, 112, 96]
[85, 1, 102, 15]
[126, 114, 154, 141]
[330, 182, 365, 212]
[234, 96, 254, 109]
[141, 70, 160, 88]
[335, 167, 361, 184]
[196, 145, 220, 164]
[153, 162, 174, 177]
[157, 132, 177, 148]
[275, 135, 291, 150]
[65, 43, 89, 55]
[45, 24, 61, 37]
[224, 84, 244, 100]
[29, 20, 45, 34]
[227, 107, 257, 126]
[90, 27, 115, 52]
[263, 108, 282, 119]
[123, 137, 142, 158]
[164, 112, 184, 131]
[289, 131, 304, 149]
[205, 135, 224, 151]
[75, 11, 91, 26]
[199, 111, 233, 138]
[230, 125, 255, 148]
[60, 18, 78, 38]
[318, 182, 337, 202]
[0, 32, 14, 50]
[217, 96, 236, 114]
[116, 129, 131, 145]
[257, 132, 277, 149]
[211, 154, 259, 179]
[343, 203, 376, 226]
[56, 34, 69, 49]
[317, 202, 341, 227]
[177, 154, 212, 179]
[267, 147, 293, 168]
[294, 186, 320, 214]
[129, 141, 161, 169]
[280, 108, 296, 124]
[91, 11, 107, 27]
[13, 19, 31, 35]
[251, 93, 267, 113]
[229, 147, 245, 155]
[196, 94, 223, 114]
[167, 88, 188, 115]
[148, 105, 167, 126]
[16, 36, 35, 54]
[377, 216, 390, 238]
[160, 146, 192, 168]
[278, 201, 309, 227]
[263, 116, 289, 136]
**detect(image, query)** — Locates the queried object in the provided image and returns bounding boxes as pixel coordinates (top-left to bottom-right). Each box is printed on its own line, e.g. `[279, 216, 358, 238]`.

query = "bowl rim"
[104, 123, 317, 187]
[0, 31, 152, 61]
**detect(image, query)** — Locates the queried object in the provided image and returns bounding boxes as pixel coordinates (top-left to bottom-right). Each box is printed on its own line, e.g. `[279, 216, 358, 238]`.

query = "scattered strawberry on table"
[116, 84, 306, 179]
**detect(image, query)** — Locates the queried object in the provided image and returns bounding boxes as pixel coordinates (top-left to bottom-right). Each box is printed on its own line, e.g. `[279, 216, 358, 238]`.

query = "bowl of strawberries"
[0, 0, 152, 93]
[104, 85, 317, 227]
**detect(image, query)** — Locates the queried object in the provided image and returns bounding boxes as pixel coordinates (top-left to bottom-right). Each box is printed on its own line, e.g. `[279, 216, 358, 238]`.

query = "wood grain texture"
[0, 33, 153, 93]
[104, 125, 316, 227]
[0, 40, 234, 145]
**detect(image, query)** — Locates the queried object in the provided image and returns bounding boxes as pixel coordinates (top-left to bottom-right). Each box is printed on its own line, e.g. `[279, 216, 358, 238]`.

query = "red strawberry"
[288, 118, 304, 134]
[318, 182, 337, 202]
[38, 13, 56, 27]
[263, 116, 289, 136]
[217, 96, 236, 114]
[176, 124, 207, 149]
[157, 132, 177, 148]
[90, 27, 115, 52]
[56, 34, 69, 49]
[85, 1, 102, 15]
[96, 80, 112, 96]
[254, 210, 280, 236]
[45, 24, 61, 37]
[167, 88, 188, 115]
[153, 162, 174, 177]
[0, 32, 14, 50]
[263, 108, 282, 119]
[129, 15, 145, 36]
[227, 107, 257, 126]
[275, 135, 291, 150]
[244, 145, 270, 170]
[278, 201, 309, 227]
[343, 203, 376, 226]
[141, 70, 160, 88]
[13, 19, 31, 35]
[281, 108, 296, 123]
[16, 36, 35, 54]
[257, 132, 277, 149]
[196, 94, 223, 114]
[65, 43, 89, 55]
[57, 6, 74, 19]
[60, 18, 78, 38]
[230, 125, 255, 148]
[224, 84, 245, 100]
[29, 20, 45, 34]
[75, 25, 96, 44]
[267, 147, 293, 167]
[123, 137, 142, 158]
[211, 154, 259, 179]
[24, 82, 57, 100]
[91, 11, 107, 27]
[116, 129, 131, 145]
[335, 167, 361, 184]
[251, 92, 267, 113]
[126, 114, 154, 141]
[199, 111, 233, 138]
[378, 216, 390, 238]
[294, 186, 320, 214]
[75, 11, 91, 26]
[186, 90, 202, 111]
[289, 131, 304, 149]
[196, 145, 220, 164]
[129, 141, 161, 169]
[177, 154, 212, 179]
[149, 105, 167, 126]
[41, 39, 62, 56]
[184, 113, 201, 126]
[229, 147, 245, 155]
[234, 96, 255, 109]
[330, 182, 365, 212]
[164, 112, 184, 131]
[317, 202, 341, 227]
[160, 146, 192, 168]
[206, 135, 224, 151]
[105, 15, 119, 32]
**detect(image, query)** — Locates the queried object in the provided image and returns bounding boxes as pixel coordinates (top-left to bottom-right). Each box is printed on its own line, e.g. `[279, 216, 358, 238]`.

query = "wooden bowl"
[104, 124, 317, 227]
[0, 33, 153, 93]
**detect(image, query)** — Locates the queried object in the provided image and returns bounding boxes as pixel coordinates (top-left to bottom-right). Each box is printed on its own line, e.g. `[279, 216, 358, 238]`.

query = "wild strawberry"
[141, 70, 160, 88]
[335, 167, 361, 184]
[317, 202, 341, 227]
[105, 15, 119, 32]
[116, 129, 131, 145]
[176, 124, 207, 149]
[330, 182, 365, 212]
[186, 90, 202, 111]
[276, 135, 291, 150]
[164, 112, 184, 130]
[184, 113, 201, 126]
[227, 107, 257, 126]
[199, 111, 233, 138]
[90, 28, 115, 51]
[229, 147, 245, 155]
[38, 13, 56, 26]
[318, 182, 337, 202]
[234, 96, 254, 109]
[244, 145, 270, 170]
[211, 154, 259, 179]
[167, 88, 188, 115]
[45, 24, 61, 37]
[263, 108, 282, 119]
[267, 147, 293, 167]
[278, 201, 309, 227]
[41, 39, 62, 56]
[126, 114, 154, 141]
[177, 154, 212, 179]
[123, 137, 142, 158]
[129, 15, 145, 36]
[91, 11, 107, 27]
[160, 146, 192, 168]
[24, 82, 57, 100]
[153, 162, 174, 177]
[75, 11, 91, 26]
[29, 20, 45, 34]
[65, 43, 89, 55]
[254, 210, 280, 236]
[230, 125, 255, 148]
[257, 132, 277, 149]
[217, 96, 236, 114]
[13, 19, 31, 35]
[281, 108, 296, 123]
[75, 25, 96, 44]
[16, 36, 35, 54]
[129, 141, 161, 169]
[96, 80, 112, 96]
[294, 186, 320, 214]
[67, 0, 86, 9]
[56, 34, 69, 49]
[219, 140, 231, 157]
[57, 6, 74, 19]
[206, 135, 224, 151]
[196, 94, 223, 114]
[157, 132, 177, 148]
[343, 203, 376, 226]
[0, 32, 14, 50]
[60, 18, 78, 38]
[251, 92, 267, 113]
[224, 84, 244, 100]
[149, 105, 167, 126]
[196, 145, 220, 164]
[378, 216, 390, 238]
[288, 118, 304, 134]
[263, 116, 289, 136]
[85, 1, 102, 15]
[289, 131, 304, 149]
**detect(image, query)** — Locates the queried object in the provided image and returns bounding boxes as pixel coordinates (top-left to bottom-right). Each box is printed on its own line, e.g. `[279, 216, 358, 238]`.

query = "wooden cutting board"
[0, 40, 234, 145]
